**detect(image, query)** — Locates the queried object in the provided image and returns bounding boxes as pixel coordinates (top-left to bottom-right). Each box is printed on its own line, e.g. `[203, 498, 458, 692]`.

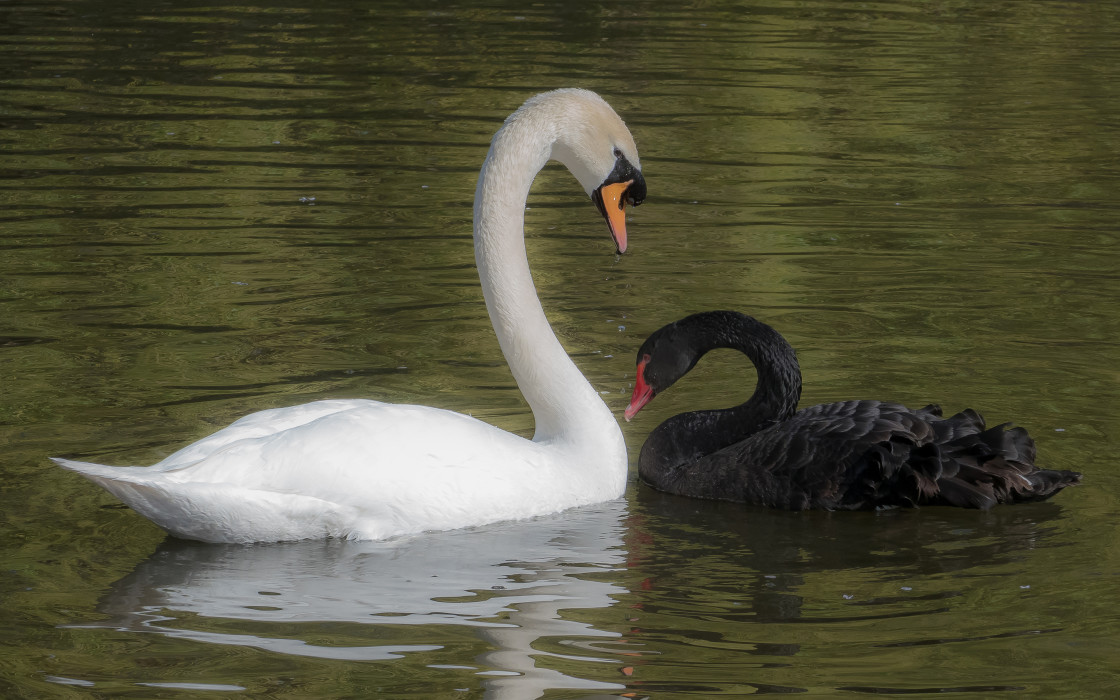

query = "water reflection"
[619, 490, 1075, 694]
[633, 487, 1073, 608]
[76, 502, 630, 697]
[59, 475, 1084, 696]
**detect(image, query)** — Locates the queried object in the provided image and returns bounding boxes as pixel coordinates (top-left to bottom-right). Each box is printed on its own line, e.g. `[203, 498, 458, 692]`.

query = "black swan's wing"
[725, 400, 939, 509]
[656, 400, 1079, 510]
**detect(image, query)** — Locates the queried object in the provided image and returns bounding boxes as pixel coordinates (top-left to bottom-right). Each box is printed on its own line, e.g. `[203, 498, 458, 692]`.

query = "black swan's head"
[624, 311, 801, 422]
[624, 318, 704, 421]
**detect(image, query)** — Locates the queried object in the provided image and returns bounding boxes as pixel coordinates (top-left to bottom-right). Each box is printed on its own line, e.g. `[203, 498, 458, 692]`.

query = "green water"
[3, 1, 1119, 697]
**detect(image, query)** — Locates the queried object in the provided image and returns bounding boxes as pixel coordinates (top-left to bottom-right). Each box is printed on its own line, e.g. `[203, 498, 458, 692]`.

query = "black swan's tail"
[855, 409, 1081, 510]
[933, 416, 1080, 508]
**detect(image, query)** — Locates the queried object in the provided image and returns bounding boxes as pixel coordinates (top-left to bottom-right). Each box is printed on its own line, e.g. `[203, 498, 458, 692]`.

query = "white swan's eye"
[613, 147, 623, 159]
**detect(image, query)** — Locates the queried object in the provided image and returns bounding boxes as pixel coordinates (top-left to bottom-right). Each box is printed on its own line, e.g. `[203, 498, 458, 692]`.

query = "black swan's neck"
[641, 311, 802, 479]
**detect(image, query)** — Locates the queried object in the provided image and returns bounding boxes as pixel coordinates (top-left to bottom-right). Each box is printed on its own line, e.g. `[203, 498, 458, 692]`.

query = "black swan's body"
[624, 311, 1080, 510]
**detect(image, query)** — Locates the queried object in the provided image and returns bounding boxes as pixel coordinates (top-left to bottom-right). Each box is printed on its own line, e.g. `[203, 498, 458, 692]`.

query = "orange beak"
[594, 180, 632, 254]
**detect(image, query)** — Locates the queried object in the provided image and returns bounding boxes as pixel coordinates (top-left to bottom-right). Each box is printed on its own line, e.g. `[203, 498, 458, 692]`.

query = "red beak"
[624, 358, 653, 421]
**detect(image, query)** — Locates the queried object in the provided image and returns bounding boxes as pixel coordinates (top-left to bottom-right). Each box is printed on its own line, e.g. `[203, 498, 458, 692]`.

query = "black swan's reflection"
[620, 489, 1074, 694]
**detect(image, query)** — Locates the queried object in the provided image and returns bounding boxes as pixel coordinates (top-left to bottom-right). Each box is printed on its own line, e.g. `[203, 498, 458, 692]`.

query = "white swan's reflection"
[84, 501, 631, 697]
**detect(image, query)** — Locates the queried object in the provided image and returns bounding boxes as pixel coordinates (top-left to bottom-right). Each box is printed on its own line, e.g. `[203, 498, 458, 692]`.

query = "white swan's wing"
[151, 399, 377, 470]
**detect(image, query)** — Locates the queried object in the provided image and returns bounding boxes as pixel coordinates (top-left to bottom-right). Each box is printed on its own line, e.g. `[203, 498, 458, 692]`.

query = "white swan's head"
[504, 88, 646, 254]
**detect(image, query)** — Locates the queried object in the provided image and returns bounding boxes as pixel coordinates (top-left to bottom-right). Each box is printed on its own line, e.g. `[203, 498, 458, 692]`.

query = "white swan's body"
[54, 399, 615, 543]
[54, 89, 646, 543]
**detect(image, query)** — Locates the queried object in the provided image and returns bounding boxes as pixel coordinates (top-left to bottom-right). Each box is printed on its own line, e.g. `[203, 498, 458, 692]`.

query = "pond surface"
[3, 1, 1119, 697]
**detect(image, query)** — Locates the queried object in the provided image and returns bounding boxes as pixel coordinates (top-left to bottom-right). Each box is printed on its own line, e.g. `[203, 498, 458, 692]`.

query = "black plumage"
[625, 311, 1081, 510]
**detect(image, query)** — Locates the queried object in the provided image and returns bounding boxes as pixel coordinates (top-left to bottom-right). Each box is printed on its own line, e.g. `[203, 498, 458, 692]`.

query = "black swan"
[624, 311, 1081, 510]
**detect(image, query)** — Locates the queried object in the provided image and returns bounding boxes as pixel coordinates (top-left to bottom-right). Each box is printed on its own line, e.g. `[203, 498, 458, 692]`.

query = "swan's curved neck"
[473, 116, 614, 444]
[643, 314, 802, 472]
[718, 315, 802, 435]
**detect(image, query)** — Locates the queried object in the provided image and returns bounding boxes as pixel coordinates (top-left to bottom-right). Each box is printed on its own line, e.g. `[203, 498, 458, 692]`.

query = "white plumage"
[54, 89, 646, 543]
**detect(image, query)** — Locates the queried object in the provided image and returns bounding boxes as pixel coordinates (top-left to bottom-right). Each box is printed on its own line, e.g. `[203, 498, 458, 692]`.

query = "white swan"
[53, 88, 646, 544]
